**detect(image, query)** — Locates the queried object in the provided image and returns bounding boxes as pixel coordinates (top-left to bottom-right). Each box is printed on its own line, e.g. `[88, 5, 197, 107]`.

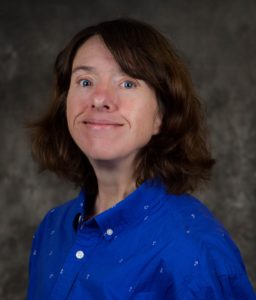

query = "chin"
[83, 148, 138, 165]
[83, 148, 121, 161]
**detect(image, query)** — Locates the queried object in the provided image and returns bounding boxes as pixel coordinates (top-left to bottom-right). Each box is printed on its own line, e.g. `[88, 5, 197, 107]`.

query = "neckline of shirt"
[77, 178, 168, 237]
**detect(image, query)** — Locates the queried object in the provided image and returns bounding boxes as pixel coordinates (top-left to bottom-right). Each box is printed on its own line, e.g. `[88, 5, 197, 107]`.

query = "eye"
[79, 79, 92, 87]
[121, 80, 137, 89]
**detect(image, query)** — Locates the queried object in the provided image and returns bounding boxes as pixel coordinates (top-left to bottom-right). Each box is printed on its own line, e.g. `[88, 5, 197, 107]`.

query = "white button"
[76, 250, 85, 259]
[78, 215, 82, 223]
[106, 228, 114, 236]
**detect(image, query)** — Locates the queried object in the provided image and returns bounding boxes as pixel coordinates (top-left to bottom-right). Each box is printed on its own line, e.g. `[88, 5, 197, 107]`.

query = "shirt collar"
[78, 178, 167, 237]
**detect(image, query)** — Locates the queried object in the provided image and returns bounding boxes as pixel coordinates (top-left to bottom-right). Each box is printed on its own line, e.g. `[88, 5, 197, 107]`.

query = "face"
[66, 35, 162, 166]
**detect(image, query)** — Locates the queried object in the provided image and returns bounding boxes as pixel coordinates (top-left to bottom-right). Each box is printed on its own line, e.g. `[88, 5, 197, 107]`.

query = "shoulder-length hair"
[28, 18, 215, 195]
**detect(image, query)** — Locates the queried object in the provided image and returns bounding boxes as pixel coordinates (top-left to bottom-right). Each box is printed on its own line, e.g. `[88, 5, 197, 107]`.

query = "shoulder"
[160, 192, 227, 240]
[156, 193, 256, 298]
[162, 192, 228, 238]
[159, 193, 246, 275]
[37, 191, 84, 232]
[31, 190, 85, 252]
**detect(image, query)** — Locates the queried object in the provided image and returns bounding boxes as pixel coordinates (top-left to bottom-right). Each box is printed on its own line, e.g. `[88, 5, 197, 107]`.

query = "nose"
[91, 85, 116, 112]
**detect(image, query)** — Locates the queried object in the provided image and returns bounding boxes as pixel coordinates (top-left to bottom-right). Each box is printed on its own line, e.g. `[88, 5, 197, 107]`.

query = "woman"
[27, 18, 255, 299]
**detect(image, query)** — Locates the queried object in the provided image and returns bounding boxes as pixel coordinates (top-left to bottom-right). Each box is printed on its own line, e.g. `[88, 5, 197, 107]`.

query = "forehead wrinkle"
[72, 65, 95, 74]
[71, 63, 129, 80]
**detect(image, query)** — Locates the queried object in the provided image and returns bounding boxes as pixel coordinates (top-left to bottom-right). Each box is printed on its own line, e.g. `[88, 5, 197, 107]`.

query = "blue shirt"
[27, 179, 256, 299]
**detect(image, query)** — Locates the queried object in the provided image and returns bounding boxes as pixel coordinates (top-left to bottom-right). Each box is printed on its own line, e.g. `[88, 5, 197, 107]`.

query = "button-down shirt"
[27, 179, 256, 299]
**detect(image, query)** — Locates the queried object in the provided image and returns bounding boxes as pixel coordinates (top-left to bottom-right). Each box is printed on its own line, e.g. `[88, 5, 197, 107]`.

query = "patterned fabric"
[27, 179, 256, 299]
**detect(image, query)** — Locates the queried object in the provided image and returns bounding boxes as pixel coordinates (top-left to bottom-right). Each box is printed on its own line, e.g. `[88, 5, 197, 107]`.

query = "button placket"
[49, 224, 103, 299]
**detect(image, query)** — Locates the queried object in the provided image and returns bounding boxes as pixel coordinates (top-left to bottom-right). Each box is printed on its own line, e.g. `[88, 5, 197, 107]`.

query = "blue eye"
[79, 79, 92, 87]
[122, 80, 136, 89]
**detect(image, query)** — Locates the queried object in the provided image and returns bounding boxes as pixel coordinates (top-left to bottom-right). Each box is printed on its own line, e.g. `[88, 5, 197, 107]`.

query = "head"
[66, 35, 162, 169]
[29, 18, 215, 194]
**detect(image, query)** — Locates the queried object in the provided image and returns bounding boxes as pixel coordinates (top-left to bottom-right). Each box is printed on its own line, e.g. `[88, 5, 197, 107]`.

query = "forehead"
[72, 35, 117, 69]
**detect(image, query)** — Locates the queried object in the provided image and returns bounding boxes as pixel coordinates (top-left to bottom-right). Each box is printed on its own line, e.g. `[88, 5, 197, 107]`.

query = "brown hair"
[28, 18, 215, 195]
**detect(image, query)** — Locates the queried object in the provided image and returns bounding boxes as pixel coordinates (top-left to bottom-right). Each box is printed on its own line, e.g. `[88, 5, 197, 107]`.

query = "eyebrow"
[71, 65, 95, 74]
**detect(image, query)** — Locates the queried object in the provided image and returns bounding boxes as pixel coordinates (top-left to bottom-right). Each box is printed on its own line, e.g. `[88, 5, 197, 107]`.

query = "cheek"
[66, 97, 74, 130]
[66, 92, 81, 124]
[131, 112, 159, 143]
[66, 95, 82, 135]
[66, 89, 90, 119]
[136, 102, 160, 132]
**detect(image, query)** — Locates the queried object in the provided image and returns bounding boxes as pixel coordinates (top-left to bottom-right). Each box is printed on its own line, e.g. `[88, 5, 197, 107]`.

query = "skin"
[66, 35, 162, 216]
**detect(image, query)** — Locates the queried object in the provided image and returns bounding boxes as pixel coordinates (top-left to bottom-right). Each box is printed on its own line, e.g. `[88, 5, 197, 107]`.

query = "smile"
[83, 119, 124, 130]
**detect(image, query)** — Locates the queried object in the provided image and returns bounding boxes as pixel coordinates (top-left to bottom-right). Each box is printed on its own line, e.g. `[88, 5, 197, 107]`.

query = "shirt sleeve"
[185, 239, 256, 300]
[27, 223, 41, 299]
[27, 211, 50, 300]
[185, 273, 256, 300]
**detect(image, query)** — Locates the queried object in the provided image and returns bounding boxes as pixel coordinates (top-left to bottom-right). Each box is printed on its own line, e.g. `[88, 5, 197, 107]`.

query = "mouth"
[83, 119, 124, 129]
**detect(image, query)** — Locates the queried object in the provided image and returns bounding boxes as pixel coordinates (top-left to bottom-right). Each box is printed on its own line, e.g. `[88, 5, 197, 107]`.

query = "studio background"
[0, 0, 255, 299]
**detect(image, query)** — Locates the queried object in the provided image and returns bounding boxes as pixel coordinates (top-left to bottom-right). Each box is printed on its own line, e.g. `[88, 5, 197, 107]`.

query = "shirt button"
[75, 250, 85, 259]
[78, 214, 82, 223]
[106, 228, 114, 236]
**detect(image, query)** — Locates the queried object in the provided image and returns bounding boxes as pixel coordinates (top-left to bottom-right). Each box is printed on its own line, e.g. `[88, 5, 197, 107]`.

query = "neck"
[89, 157, 137, 216]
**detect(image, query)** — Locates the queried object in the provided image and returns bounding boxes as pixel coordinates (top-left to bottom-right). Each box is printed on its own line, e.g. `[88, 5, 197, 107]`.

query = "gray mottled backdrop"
[0, 0, 255, 299]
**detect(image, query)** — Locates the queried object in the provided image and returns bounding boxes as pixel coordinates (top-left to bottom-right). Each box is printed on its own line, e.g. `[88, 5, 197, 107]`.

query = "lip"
[82, 118, 124, 129]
